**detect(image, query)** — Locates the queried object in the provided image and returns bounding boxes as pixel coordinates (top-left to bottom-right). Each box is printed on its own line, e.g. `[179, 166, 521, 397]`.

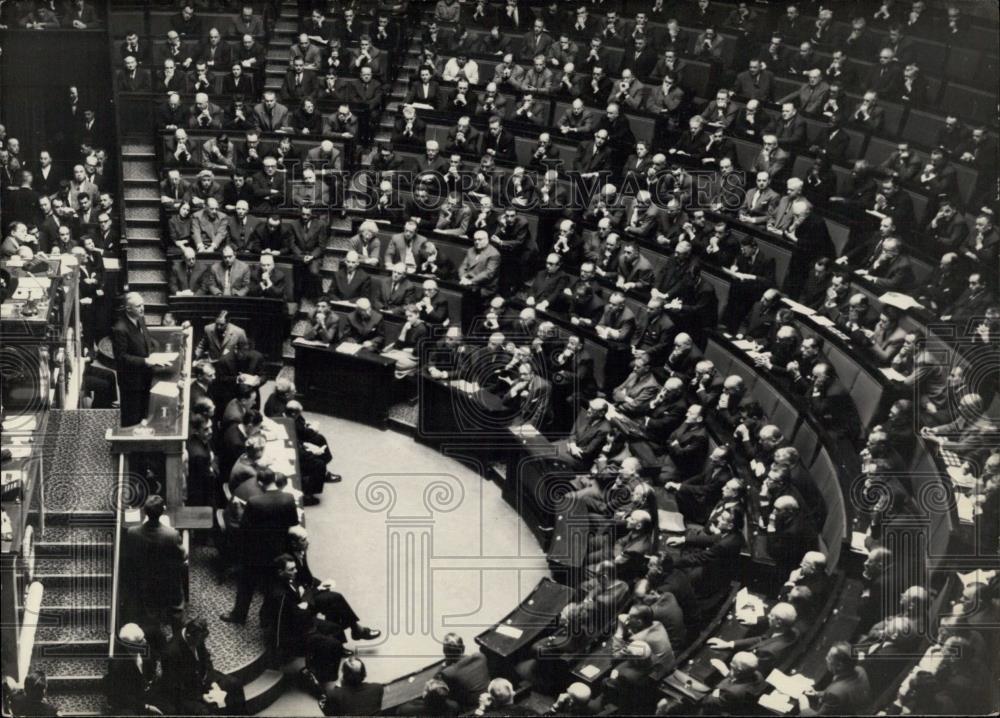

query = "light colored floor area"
[259, 405, 551, 716]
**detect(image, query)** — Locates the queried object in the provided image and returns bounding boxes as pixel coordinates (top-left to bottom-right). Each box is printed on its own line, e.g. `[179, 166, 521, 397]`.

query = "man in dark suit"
[161, 617, 246, 715]
[168, 246, 206, 295]
[783, 198, 835, 300]
[708, 602, 800, 676]
[340, 298, 385, 350]
[322, 658, 384, 716]
[437, 633, 490, 710]
[765, 495, 819, 578]
[248, 252, 288, 299]
[111, 292, 171, 427]
[281, 57, 319, 102]
[124, 495, 186, 629]
[658, 404, 710, 482]
[700, 651, 768, 714]
[328, 251, 371, 302]
[574, 129, 614, 177]
[374, 263, 417, 313]
[117, 55, 152, 92]
[106, 623, 162, 714]
[221, 469, 299, 624]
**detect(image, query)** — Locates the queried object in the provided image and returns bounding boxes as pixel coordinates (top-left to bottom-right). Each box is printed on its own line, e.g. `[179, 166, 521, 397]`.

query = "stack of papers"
[811, 314, 836, 328]
[148, 352, 179, 365]
[512, 424, 540, 438]
[766, 669, 814, 699]
[758, 692, 795, 714]
[879, 292, 924, 311]
[956, 493, 978, 523]
[495, 625, 523, 640]
[659, 509, 686, 534]
[150, 381, 179, 399]
[880, 367, 908, 382]
[781, 298, 816, 316]
[335, 342, 363, 355]
[735, 587, 767, 624]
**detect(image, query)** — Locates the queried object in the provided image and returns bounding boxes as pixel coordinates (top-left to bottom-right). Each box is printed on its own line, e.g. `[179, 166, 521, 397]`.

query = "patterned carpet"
[44, 410, 121, 513]
[187, 543, 268, 676]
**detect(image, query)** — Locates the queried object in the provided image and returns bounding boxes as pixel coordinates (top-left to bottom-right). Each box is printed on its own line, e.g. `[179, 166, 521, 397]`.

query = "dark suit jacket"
[161, 633, 213, 704]
[730, 628, 800, 675]
[241, 490, 298, 564]
[329, 267, 371, 301]
[168, 261, 206, 294]
[322, 682, 385, 716]
[111, 316, 153, 391]
[438, 653, 491, 708]
[125, 520, 185, 611]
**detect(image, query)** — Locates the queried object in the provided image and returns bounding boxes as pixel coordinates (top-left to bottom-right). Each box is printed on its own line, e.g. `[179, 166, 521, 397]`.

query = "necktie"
[224, 268, 231, 294]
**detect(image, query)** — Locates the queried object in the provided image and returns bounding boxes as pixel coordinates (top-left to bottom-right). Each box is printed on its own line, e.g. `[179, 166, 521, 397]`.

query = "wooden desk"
[379, 659, 447, 714]
[475, 577, 576, 667]
[416, 372, 512, 443]
[293, 339, 396, 429]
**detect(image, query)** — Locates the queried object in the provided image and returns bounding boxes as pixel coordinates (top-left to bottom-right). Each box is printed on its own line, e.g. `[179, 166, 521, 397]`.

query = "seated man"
[553, 398, 613, 471]
[328, 250, 371, 302]
[601, 604, 675, 710]
[303, 298, 342, 345]
[707, 602, 800, 676]
[321, 658, 384, 716]
[200, 245, 250, 297]
[381, 304, 428, 379]
[340, 298, 385, 351]
[426, 327, 471, 381]
[169, 245, 206, 295]
[373, 261, 416, 312]
[700, 652, 768, 715]
[436, 633, 490, 710]
[285, 399, 340, 500]
[161, 617, 246, 715]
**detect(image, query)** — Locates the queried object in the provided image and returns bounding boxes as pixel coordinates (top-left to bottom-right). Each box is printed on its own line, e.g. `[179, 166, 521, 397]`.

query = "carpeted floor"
[255, 392, 551, 716]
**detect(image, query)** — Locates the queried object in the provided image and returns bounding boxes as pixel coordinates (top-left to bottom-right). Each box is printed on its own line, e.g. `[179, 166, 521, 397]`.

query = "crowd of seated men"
[6, 0, 997, 714]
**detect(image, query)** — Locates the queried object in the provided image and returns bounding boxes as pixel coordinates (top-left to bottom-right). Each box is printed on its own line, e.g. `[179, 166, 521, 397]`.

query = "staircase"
[121, 141, 168, 325]
[28, 410, 119, 715]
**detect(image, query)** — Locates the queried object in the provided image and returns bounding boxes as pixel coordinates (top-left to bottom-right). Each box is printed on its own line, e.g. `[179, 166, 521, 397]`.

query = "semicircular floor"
[263, 405, 550, 715]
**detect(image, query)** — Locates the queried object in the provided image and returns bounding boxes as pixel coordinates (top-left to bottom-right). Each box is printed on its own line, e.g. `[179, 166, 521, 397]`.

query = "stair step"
[245, 668, 285, 715]
[35, 552, 114, 573]
[33, 656, 107, 679]
[35, 622, 109, 645]
[137, 288, 168, 306]
[125, 244, 166, 261]
[122, 159, 157, 180]
[122, 141, 155, 154]
[42, 511, 115, 527]
[40, 583, 111, 609]
[127, 268, 168, 284]
[43, 691, 105, 715]
[124, 186, 161, 201]
[124, 226, 161, 241]
[125, 206, 160, 222]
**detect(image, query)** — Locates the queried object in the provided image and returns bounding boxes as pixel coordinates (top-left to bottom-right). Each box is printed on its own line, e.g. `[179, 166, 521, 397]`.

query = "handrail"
[107, 452, 126, 659]
[17, 581, 44, 686]
[104, 0, 130, 290]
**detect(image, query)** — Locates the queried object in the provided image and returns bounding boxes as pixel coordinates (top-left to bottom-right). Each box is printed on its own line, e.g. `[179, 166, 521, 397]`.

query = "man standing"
[111, 292, 170, 426]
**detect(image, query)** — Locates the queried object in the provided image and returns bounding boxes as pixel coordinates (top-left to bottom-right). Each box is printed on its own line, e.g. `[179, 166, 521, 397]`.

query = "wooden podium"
[105, 325, 210, 529]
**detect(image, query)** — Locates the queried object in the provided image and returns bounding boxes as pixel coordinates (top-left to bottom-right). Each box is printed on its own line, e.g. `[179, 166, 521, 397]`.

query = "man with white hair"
[555, 397, 612, 470]
[329, 250, 371, 301]
[249, 252, 286, 299]
[701, 651, 768, 714]
[111, 292, 170, 426]
[709, 602, 800, 674]
[375, 262, 416, 313]
[766, 494, 820, 577]
[458, 230, 501, 297]
[106, 623, 160, 713]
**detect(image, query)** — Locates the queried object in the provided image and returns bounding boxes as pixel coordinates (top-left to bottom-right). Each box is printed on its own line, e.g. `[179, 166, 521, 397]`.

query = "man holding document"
[112, 292, 176, 427]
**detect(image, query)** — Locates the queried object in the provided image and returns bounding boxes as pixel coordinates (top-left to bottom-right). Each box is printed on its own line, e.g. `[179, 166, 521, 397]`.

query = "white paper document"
[148, 352, 179, 365]
[335, 342, 363, 355]
[766, 669, 814, 699]
[150, 381, 179, 399]
[494, 624, 523, 640]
